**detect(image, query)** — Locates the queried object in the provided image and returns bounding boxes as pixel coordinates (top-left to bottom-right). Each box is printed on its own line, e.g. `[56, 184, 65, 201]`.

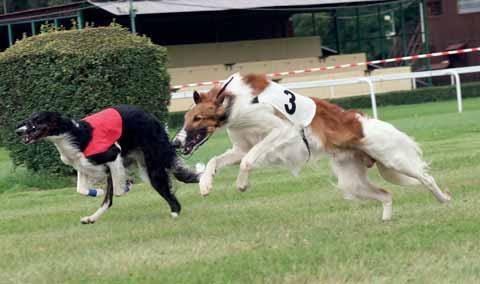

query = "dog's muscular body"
[174, 73, 451, 220]
[17, 105, 199, 224]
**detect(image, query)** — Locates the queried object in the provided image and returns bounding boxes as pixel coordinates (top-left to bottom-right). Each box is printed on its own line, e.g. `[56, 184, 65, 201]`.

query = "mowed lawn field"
[1, 98, 480, 284]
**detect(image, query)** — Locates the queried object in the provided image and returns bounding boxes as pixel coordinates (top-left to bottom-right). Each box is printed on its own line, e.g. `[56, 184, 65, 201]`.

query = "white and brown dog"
[173, 73, 451, 220]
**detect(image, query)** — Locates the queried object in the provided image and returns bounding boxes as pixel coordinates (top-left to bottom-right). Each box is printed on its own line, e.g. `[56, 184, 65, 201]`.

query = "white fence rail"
[171, 65, 480, 119]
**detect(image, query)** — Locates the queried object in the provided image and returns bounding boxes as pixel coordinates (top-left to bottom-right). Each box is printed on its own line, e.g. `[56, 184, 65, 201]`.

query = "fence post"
[7, 23, 13, 46]
[329, 86, 335, 98]
[447, 71, 463, 113]
[361, 78, 378, 119]
[31, 21, 36, 35]
[77, 10, 84, 29]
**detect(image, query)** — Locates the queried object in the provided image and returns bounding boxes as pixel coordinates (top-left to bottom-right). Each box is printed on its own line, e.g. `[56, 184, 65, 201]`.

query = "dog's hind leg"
[149, 168, 181, 217]
[108, 155, 128, 197]
[383, 160, 451, 203]
[76, 171, 105, 197]
[81, 174, 113, 224]
[359, 117, 451, 203]
[331, 152, 393, 221]
[366, 143, 451, 203]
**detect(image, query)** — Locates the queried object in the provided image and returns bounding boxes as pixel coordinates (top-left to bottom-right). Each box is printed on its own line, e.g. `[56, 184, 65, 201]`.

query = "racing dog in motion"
[17, 105, 199, 224]
[173, 73, 451, 220]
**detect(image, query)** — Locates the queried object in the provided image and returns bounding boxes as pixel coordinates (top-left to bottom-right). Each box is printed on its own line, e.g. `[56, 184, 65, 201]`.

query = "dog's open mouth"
[16, 126, 46, 145]
[183, 128, 211, 156]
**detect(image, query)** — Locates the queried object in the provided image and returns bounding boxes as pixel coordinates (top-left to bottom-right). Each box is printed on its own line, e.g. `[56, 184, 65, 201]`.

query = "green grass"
[2, 98, 480, 283]
[0, 149, 72, 194]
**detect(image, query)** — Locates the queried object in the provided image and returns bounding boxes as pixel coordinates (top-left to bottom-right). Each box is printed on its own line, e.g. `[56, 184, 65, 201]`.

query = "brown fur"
[243, 74, 269, 95]
[309, 97, 365, 150]
[184, 86, 233, 134]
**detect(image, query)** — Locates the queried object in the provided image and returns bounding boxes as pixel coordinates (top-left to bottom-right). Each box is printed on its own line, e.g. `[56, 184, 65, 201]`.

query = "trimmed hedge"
[0, 24, 170, 174]
[168, 82, 480, 129]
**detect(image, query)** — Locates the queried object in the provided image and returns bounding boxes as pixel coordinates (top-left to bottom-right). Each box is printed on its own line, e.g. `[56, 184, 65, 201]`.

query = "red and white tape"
[171, 47, 480, 90]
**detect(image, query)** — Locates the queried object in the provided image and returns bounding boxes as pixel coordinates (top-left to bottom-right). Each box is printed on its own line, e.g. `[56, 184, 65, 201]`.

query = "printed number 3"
[284, 90, 296, 115]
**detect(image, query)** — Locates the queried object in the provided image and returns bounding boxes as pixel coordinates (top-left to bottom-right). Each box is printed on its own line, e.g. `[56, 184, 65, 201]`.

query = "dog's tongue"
[22, 136, 33, 144]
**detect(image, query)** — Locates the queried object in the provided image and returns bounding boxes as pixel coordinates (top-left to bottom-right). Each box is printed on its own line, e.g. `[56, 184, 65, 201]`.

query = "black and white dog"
[16, 105, 200, 224]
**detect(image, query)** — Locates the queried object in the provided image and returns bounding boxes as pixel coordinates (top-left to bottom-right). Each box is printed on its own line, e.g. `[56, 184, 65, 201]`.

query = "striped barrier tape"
[171, 47, 480, 91]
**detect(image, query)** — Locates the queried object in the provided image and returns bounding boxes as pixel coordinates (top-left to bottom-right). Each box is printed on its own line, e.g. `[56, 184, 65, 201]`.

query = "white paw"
[195, 163, 206, 174]
[170, 212, 179, 218]
[444, 188, 452, 202]
[382, 201, 393, 221]
[80, 216, 96, 224]
[236, 175, 250, 192]
[199, 175, 213, 196]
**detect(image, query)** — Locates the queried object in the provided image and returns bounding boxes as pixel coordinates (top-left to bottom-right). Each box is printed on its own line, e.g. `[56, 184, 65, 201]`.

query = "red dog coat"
[82, 108, 123, 157]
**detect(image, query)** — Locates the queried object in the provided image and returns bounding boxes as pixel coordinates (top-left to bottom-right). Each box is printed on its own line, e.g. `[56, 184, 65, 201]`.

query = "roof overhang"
[88, 0, 398, 16]
[0, 2, 86, 25]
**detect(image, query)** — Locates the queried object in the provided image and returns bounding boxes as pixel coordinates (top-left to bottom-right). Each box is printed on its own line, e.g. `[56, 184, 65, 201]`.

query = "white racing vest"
[257, 80, 316, 127]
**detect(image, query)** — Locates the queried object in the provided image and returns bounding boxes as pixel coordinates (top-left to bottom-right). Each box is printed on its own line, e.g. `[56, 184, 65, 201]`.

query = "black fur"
[17, 105, 200, 220]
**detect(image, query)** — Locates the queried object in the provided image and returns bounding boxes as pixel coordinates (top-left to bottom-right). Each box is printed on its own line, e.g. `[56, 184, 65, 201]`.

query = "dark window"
[427, 0, 443, 16]
[458, 0, 480, 14]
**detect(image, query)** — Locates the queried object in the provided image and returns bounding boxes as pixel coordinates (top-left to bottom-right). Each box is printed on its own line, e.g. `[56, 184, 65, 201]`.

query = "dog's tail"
[172, 157, 202, 183]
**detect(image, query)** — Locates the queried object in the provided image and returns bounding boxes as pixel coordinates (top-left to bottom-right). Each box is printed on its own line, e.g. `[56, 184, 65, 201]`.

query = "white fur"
[47, 134, 134, 223]
[76, 171, 105, 197]
[191, 74, 451, 220]
[47, 134, 106, 180]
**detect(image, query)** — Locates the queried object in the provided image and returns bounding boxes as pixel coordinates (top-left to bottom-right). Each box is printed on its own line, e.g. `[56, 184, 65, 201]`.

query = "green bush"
[0, 24, 170, 174]
[167, 82, 480, 129]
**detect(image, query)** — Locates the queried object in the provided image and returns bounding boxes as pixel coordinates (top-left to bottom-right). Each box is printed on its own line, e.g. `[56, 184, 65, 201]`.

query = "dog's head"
[173, 84, 233, 155]
[15, 111, 64, 144]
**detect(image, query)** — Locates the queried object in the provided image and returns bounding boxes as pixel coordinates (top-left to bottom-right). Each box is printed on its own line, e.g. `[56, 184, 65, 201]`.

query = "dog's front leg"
[81, 174, 113, 224]
[76, 171, 105, 197]
[200, 147, 245, 196]
[236, 128, 284, 191]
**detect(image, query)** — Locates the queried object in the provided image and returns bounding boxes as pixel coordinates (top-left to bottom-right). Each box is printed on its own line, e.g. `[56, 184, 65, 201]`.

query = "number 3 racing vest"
[257, 80, 317, 127]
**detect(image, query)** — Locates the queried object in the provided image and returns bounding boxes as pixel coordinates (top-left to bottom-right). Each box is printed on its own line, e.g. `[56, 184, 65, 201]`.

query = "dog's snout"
[172, 139, 182, 149]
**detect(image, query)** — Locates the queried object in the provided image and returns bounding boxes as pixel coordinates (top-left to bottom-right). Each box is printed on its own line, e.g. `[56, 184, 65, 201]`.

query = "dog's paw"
[114, 184, 132, 197]
[199, 175, 213, 196]
[444, 188, 453, 202]
[195, 162, 206, 174]
[80, 216, 96, 224]
[236, 176, 250, 192]
[170, 212, 179, 218]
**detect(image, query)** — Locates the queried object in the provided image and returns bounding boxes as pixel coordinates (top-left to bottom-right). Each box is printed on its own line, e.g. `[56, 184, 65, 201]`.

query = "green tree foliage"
[0, 24, 171, 174]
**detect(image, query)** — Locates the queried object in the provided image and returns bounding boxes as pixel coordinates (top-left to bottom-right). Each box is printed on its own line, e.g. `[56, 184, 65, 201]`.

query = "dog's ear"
[193, 91, 201, 104]
[216, 92, 226, 105]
